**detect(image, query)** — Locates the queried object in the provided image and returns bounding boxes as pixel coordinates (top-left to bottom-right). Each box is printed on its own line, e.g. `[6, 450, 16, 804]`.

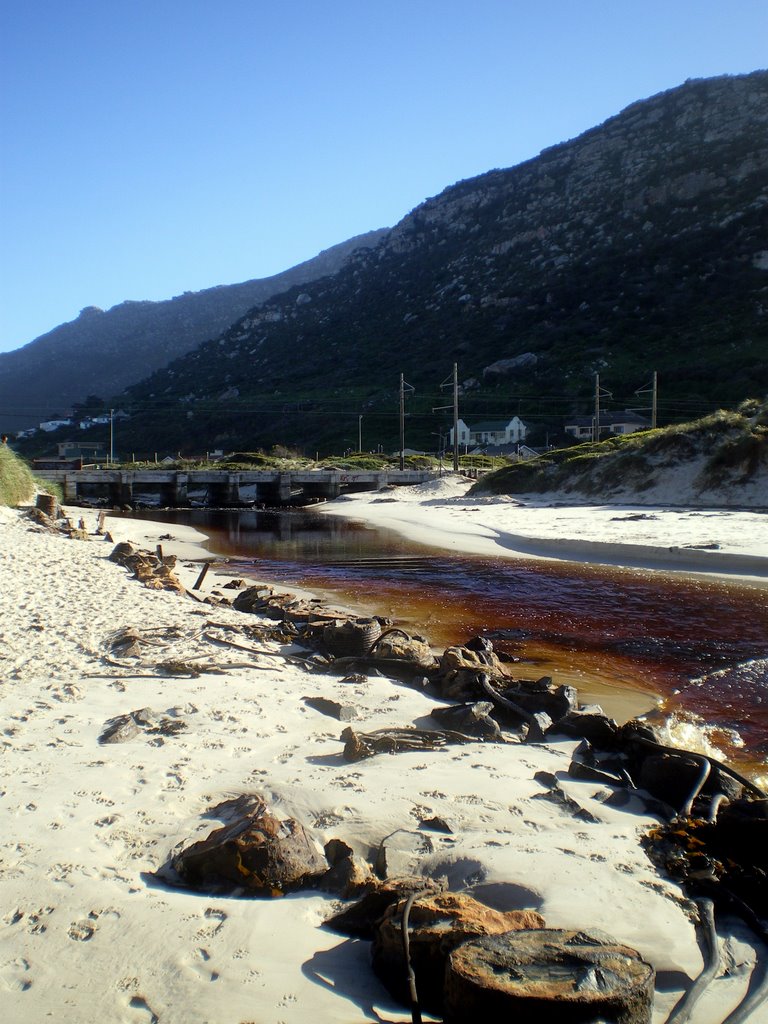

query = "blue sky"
[1, 0, 766, 354]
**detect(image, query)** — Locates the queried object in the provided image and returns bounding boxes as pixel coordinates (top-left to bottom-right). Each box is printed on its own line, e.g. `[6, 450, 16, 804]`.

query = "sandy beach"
[1, 495, 766, 1024]
[318, 474, 768, 581]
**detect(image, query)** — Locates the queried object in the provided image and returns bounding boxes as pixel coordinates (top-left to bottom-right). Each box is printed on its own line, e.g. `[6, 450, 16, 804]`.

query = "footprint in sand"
[67, 907, 121, 941]
[183, 946, 220, 983]
[163, 770, 185, 791]
[0, 956, 32, 992]
[67, 920, 95, 941]
[128, 995, 159, 1022]
[195, 907, 227, 940]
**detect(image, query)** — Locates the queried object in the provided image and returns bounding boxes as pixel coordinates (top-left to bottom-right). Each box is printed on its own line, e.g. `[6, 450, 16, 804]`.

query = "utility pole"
[593, 375, 612, 443]
[634, 371, 658, 428]
[109, 408, 114, 464]
[399, 373, 415, 471]
[593, 375, 600, 443]
[652, 370, 657, 429]
[433, 362, 460, 471]
[358, 414, 362, 452]
[452, 362, 459, 472]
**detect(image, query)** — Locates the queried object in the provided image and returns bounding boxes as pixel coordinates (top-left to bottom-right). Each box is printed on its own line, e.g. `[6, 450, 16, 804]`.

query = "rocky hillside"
[95, 70, 768, 457]
[472, 398, 768, 508]
[0, 229, 386, 431]
[13, 71, 768, 459]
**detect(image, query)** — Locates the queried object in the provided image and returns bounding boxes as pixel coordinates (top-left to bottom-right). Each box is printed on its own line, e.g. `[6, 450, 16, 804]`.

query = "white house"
[564, 409, 652, 441]
[449, 416, 528, 448]
[39, 419, 72, 432]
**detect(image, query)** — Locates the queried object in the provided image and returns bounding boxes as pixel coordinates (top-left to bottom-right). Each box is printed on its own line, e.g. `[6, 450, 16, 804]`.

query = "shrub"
[0, 445, 36, 506]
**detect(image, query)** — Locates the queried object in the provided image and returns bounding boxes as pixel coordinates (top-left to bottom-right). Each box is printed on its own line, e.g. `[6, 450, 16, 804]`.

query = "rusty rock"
[172, 799, 328, 896]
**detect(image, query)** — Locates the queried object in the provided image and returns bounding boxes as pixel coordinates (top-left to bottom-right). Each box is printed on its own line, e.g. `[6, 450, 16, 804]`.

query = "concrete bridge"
[33, 467, 440, 507]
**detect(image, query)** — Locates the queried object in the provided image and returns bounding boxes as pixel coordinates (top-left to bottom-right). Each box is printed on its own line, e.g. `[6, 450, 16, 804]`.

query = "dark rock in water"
[437, 645, 511, 701]
[638, 752, 743, 811]
[444, 929, 654, 1024]
[430, 701, 503, 740]
[464, 636, 494, 654]
[554, 707, 620, 746]
[172, 798, 328, 895]
[372, 891, 545, 1014]
[502, 680, 577, 723]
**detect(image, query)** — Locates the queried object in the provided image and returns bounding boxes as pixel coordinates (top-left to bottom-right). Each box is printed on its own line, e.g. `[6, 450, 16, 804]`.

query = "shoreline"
[1, 500, 765, 1023]
[316, 476, 768, 584]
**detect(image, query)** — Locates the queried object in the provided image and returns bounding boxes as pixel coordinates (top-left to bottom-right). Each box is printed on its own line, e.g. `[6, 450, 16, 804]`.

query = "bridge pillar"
[63, 474, 78, 501]
[109, 474, 133, 507]
[258, 473, 294, 505]
[208, 474, 240, 506]
[174, 473, 189, 506]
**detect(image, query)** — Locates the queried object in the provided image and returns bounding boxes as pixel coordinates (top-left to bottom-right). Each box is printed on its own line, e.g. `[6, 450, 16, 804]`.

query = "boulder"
[302, 696, 358, 722]
[430, 701, 503, 740]
[373, 631, 437, 670]
[324, 875, 445, 938]
[437, 645, 510, 700]
[638, 752, 744, 811]
[501, 679, 578, 723]
[318, 838, 375, 897]
[555, 707, 620, 746]
[444, 929, 654, 1024]
[372, 892, 545, 1013]
[172, 800, 328, 895]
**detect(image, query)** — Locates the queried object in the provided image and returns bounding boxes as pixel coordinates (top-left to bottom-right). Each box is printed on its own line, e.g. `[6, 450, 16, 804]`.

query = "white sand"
[318, 474, 768, 581]
[1, 501, 764, 1024]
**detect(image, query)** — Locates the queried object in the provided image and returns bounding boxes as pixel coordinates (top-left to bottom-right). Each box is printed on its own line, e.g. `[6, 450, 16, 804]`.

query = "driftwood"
[340, 726, 478, 762]
[479, 672, 552, 742]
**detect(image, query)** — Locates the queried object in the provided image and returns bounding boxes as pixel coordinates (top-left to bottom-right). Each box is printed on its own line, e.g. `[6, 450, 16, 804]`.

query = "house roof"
[468, 418, 522, 432]
[565, 410, 651, 427]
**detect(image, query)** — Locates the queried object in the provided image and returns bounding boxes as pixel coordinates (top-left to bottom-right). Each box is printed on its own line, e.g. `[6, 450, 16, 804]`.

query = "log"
[444, 929, 654, 1024]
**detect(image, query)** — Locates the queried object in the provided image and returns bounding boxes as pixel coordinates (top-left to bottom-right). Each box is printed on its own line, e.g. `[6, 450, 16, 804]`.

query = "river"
[123, 507, 768, 781]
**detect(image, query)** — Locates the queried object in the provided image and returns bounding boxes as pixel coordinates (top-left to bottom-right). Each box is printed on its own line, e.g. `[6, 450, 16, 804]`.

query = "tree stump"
[444, 929, 654, 1024]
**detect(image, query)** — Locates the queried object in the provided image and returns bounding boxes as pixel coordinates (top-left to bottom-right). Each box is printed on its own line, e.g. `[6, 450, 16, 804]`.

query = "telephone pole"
[399, 373, 415, 470]
[593, 375, 612, 442]
[434, 362, 460, 470]
[635, 371, 658, 428]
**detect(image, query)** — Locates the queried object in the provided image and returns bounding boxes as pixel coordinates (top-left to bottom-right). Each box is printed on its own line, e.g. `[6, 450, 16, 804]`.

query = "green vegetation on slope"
[0, 445, 36, 506]
[472, 399, 768, 498]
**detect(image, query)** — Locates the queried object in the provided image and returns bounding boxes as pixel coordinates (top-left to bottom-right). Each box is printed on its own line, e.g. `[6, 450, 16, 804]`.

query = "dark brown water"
[125, 508, 768, 779]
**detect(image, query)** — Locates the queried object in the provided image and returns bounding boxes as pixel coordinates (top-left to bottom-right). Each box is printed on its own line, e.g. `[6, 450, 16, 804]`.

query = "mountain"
[0, 229, 387, 430]
[17, 71, 768, 457]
